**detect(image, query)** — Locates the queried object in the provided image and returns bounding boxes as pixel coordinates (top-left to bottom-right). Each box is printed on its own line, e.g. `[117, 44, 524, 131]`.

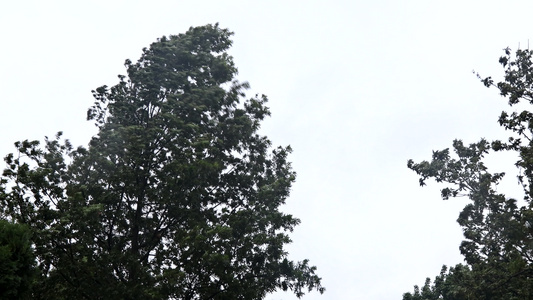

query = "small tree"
[0, 24, 324, 299]
[0, 219, 36, 299]
[404, 48, 533, 299]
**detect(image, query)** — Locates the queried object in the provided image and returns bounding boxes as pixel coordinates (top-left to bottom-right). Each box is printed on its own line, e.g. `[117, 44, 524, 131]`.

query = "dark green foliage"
[0, 219, 36, 299]
[404, 48, 533, 299]
[0, 24, 323, 299]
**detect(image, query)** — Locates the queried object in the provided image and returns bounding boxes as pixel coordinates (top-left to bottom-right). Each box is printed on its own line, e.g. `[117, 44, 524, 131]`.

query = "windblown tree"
[0, 24, 324, 300]
[403, 48, 533, 299]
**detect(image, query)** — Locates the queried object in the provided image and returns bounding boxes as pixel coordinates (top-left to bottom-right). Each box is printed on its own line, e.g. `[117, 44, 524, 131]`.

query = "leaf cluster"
[0, 219, 36, 299]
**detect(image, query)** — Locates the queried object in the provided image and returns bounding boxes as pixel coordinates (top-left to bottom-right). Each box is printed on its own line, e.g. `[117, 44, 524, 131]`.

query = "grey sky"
[1, 1, 532, 299]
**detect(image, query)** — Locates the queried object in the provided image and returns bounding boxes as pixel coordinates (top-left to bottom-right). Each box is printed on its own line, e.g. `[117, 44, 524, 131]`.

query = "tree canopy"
[0, 24, 324, 299]
[403, 48, 533, 299]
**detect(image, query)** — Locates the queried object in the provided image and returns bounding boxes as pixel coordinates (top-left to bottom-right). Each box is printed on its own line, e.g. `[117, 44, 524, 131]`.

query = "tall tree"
[403, 48, 533, 299]
[0, 24, 324, 299]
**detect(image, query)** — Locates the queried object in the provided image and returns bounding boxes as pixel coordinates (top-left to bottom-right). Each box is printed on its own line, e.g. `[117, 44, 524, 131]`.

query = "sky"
[1, 1, 533, 299]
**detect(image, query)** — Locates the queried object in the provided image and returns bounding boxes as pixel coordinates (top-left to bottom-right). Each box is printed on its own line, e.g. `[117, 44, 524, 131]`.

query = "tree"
[0, 24, 324, 299]
[0, 219, 36, 299]
[403, 48, 533, 299]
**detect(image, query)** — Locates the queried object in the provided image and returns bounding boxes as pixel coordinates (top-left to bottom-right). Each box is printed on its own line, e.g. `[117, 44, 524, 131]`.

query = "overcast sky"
[1, 1, 533, 299]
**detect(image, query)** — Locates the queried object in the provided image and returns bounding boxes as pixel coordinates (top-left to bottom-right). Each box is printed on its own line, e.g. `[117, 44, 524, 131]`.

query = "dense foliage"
[0, 219, 36, 299]
[0, 24, 323, 299]
[403, 48, 533, 299]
